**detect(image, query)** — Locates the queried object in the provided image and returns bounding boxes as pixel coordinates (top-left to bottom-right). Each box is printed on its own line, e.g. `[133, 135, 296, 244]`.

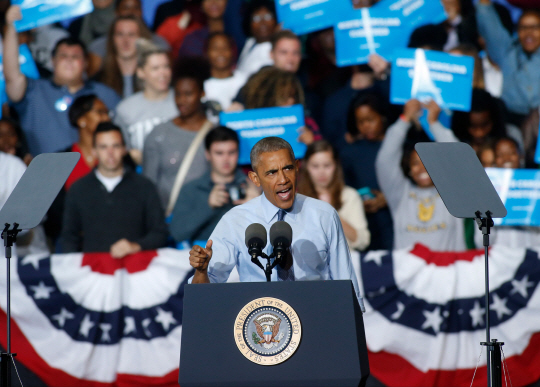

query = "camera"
[227, 183, 246, 202]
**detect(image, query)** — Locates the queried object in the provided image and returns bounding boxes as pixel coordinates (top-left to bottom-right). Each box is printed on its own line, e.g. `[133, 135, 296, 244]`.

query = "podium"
[179, 280, 369, 387]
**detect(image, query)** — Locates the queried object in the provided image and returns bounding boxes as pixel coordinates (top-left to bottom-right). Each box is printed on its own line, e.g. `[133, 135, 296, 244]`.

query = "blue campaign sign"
[334, 0, 446, 66]
[276, 0, 352, 35]
[390, 48, 474, 112]
[13, 0, 93, 32]
[534, 122, 540, 164]
[220, 105, 306, 165]
[486, 168, 540, 226]
[0, 44, 39, 117]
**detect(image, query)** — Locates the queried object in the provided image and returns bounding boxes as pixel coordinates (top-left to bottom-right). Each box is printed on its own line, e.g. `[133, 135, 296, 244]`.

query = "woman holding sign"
[375, 99, 467, 251]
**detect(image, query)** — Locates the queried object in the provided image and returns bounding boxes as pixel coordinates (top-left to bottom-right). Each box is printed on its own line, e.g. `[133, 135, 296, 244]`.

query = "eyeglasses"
[517, 24, 540, 32]
[252, 13, 274, 23]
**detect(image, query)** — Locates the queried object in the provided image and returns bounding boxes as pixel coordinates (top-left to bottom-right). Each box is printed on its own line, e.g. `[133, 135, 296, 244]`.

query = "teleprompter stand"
[416, 143, 507, 387]
[0, 153, 79, 387]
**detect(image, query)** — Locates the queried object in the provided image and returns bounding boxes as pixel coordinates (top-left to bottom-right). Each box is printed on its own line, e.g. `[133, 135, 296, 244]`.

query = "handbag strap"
[166, 120, 213, 215]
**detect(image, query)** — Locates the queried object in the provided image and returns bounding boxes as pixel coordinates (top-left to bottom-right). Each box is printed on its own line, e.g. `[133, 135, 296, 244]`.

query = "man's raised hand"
[189, 240, 213, 272]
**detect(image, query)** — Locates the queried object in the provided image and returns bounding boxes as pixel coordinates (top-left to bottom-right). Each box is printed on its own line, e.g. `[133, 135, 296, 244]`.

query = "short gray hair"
[250, 137, 295, 171]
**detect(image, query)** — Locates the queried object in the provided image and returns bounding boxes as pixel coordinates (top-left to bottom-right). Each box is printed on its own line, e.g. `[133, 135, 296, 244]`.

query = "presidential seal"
[234, 297, 301, 366]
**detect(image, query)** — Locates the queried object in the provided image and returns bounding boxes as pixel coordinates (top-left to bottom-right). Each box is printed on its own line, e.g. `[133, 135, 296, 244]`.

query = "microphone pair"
[245, 221, 292, 261]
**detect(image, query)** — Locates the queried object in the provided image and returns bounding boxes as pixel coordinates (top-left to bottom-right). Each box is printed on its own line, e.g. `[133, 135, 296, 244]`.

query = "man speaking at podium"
[188, 137, 364, 305]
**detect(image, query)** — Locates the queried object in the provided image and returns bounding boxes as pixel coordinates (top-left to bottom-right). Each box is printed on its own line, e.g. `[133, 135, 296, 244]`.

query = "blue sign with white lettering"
[534, 122, 540, 164]
[220, 105, 306, 165]
[390, 48, 474, 112]
[13, 0, 93, 32]
[276, 0, 352, 35]
[334, 0, 446, 66]
[486, 168, 540, 226]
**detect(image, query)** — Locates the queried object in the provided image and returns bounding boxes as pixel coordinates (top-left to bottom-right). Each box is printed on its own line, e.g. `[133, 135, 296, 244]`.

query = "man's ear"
[248, 170, 261, 187]
[204, 150, 210, 162]
[295, 159, 299, 173]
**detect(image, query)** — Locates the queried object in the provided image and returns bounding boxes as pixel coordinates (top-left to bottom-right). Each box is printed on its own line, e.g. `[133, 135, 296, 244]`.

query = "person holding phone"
[169, 126, 259, 245]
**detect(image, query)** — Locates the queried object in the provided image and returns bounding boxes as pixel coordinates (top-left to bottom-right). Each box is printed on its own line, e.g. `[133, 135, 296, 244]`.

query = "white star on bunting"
[142, 318, 152, 337]
[469, 301, 485, 327]
[422, 307, 443, 334]
[124, 317, 136, 335]
[21, 254, 48, 270]
[390, 301, 405, 320]
[364, 251, 386, 266]
[79, 314, 95, 338]
[491, 294, 512, 320]
[510, 275, 534, 298]
[30, 282, 55, 299]
[52, 308, 74, 328]
[100, 323, 112, 342]
[155, 307, 177, 332]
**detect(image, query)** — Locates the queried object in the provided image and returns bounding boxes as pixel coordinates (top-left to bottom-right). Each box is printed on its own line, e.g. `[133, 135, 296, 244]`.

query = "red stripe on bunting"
[0, 308, 178, 387]
[81, 251, 159, 275]
[410, 244, 485, 267]
[369, 332, 540, 387]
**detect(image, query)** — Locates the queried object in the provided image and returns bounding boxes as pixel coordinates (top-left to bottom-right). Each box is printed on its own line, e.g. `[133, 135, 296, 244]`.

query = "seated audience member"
[66, 94, 111, 190]
[305, 28, 353, 103]
[95, 16, 152, 98]
[270, 30, 302, 74]
[521, 107, 540, 168]
[87, 0, 170, 75]
[156, 3, 204, 61]
[26, 24, 69, 77]
[115, 41, 178, 164]
[3, 6, 120, 156]
[143, 58, 212, 213]
[451, 89, 523, 152]
[475, 137, 540, 247]
[340, 93, 394, 250]
[61, 123, 168, 255]
[203, 32, 246, 110]
[178, 0, 229, 59]
[45, 95, 112, 244]
[0, 118, 32, 165]
[152, 0, 186, 32]
[298, 141, 370, 251]
[449, 44, 485, 90]
[68, 0, 116, 47]
[227, 30, 302, 111]
[476, 0, 540, 124]
[476, 141, 496, 168]
[375, 99, 466, 251]
[0, 151, 49, 256]
[170, 126, 259, 244]
[236, 0, 276, 77]
[409, 0, 478, 52]
[240, 66, 319, 145]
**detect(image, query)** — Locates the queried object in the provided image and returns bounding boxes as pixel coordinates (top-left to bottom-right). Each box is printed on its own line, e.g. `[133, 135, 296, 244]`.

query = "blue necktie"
[276, 210, 295, 281]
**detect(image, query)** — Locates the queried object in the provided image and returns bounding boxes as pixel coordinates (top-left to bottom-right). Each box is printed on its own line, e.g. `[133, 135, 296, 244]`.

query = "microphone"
[270, 221, 292, 261]
[245, 223, 267, 259]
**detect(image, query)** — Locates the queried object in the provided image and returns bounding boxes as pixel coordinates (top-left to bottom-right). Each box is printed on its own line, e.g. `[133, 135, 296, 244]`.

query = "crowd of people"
[1, 0, 539, 258]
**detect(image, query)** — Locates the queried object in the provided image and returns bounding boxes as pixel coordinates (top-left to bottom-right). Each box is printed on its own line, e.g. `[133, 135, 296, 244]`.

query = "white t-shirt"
[204, 72, 247, 110]
[95, 170, 123, 193]
[0, 152, 26, 209]
[483, 56, 503, 98]
[114, 89, 179, 151]
[0, 152, 49, 256]
[236, 37, 273, 78]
